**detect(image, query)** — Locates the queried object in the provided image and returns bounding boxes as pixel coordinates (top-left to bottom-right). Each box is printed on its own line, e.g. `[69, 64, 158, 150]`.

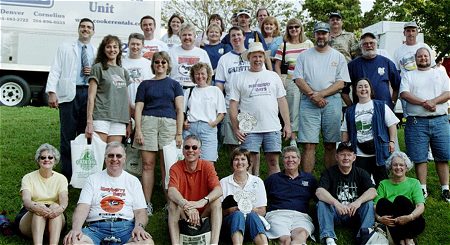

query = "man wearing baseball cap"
[316, 142, 376, 245]
[328, 12, 359, 63]
[293, 22, 351, 173]
[229, 42, 291, 176]
[221, 9, 268, 50]
[394, 21, 435, 74]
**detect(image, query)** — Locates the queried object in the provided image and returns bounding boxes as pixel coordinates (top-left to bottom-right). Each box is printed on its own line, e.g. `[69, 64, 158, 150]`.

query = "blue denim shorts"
[298, 94, 342, 143]
[405, 115, 450, 163]
[183, 121, 218, 161]
[222, 211, 266, 241]
[82, 219, 134, 244]
[241, 131, 281, 153]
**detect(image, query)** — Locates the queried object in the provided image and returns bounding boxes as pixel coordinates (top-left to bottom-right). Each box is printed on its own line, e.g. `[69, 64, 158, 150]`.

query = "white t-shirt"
[400, 68, 450, 116]
[78, 170, 147, 222]
[161, 33, 181, 49]
[341, 101, 399, 156]
[142, 39, 169, 61]
[229, 69, 286, 133]
[215, 51, 251, 108]
[184, 85, 226, 123]
[293, 47, 351, 92]
[169, 46, 212, 87]
[394, 42, 434, 74]
[220, 173, 267, 208]
[122, 57, 153, 108]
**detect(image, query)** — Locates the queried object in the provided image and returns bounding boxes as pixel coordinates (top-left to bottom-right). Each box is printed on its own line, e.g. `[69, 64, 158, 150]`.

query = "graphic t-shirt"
[122, 57, 153, 108]
[142, 39, 169, 61]
[169, 46, 212, 87]
[78, 170, 147, 222]
[394, 42, 434, 74]
[319, 165, 374, 205]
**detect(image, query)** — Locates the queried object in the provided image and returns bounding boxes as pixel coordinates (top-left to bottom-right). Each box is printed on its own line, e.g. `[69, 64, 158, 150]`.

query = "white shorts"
[265, 209, 315, 241]
[93, 120, 126, 136]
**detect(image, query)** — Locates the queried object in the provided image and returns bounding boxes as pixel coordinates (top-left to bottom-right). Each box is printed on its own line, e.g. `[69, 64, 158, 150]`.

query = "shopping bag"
[125, 142, 142, 176]
[179, 217, 211, 245]
[70, 133, 106, 188]
[163, 140, 184, 189]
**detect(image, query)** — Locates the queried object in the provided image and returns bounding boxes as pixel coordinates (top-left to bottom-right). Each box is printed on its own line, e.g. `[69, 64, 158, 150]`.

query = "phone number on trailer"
[1, 16, 28, 22]
[33, 19, 65, 24]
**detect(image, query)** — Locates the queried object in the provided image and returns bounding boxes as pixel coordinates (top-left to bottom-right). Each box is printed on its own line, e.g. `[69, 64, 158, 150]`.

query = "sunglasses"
[107, 154, 123, 159]
[288, 26, 301, 30]
[39, 156, 54, 160]
[154, 60, 167, 65]
[184, 145, 199, 150]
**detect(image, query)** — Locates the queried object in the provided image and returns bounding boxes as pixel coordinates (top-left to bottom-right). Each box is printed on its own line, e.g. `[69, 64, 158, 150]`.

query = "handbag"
[358, 139, 376, 155]
[361, 223, 389, 245]
[70, 133, 106, 188]
[179, 217, 211, 245]
[163, 140, 184, 189]
[280, 41, 289, 74]
[184, 87, 194, 121]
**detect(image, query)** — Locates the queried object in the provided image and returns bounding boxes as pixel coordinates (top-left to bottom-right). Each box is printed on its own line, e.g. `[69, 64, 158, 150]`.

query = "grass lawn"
[0, 106, 449, 244]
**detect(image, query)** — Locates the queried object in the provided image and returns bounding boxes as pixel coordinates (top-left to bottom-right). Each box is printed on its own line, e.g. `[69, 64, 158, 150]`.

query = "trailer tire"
[0, 75, 31, 107]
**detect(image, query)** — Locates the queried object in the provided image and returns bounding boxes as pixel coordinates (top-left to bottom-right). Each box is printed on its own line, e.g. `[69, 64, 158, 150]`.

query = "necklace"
[233, 174, 248, 186]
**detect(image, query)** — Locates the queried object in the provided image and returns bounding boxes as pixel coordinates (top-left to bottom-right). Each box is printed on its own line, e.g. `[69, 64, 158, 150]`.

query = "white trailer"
[0, 0, 162, 106]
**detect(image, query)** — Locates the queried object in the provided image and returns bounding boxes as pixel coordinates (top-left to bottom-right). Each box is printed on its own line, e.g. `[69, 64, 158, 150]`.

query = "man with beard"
[46, 18, 96, 181]
[293, 22, 350, 173]
[400, 48, 450, 202]
[343, 32, 401, 110]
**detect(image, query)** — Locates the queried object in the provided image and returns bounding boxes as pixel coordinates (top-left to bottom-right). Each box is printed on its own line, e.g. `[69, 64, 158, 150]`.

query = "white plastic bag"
[70, 133, 106, 188]
[163, 140, 183, 189]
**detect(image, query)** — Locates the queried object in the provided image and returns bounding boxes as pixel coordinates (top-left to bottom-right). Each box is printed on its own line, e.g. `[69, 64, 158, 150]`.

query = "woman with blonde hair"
[261, 16, 283, 69]
[274, 18, 314, 146]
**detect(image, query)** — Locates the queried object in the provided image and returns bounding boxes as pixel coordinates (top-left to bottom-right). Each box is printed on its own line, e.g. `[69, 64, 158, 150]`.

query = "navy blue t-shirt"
[265, 171, 317, 213]
[345, 55, 401, 109]
[202, 43, 232, 70]
[135, 77, 183, 119]
[221, 31, 268, 50]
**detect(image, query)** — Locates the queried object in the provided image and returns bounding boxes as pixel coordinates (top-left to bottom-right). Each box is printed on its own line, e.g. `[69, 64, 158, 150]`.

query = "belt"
[87, 218, 127, 224]
[413, 115, 445, 119]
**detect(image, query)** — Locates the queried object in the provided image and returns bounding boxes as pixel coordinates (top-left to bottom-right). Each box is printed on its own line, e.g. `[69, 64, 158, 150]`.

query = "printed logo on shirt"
[302, 181, 309, 187]
[399, 55, 417, 71]
[377, 67, 385, 76]
[177, 56, 200, 82]
[249, 79, 271, 97]
[112, 74, 127, 88]
[331, 61, 338, 67]
[127, 67, 143, 83]
[336, 181, 358, 205]
[355, 107, 374, 143]
[142, 45, 160, 60]
[100, 195, 125, 213]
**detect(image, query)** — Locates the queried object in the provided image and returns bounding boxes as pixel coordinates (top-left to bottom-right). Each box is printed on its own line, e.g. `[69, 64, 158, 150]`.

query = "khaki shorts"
[265, 209, 315, 241]
[133, 116, 176, 151]
[222, 110, 239, 145]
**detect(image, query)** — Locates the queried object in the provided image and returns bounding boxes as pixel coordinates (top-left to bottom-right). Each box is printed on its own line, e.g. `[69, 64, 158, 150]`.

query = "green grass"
[0, 106, 449, 244]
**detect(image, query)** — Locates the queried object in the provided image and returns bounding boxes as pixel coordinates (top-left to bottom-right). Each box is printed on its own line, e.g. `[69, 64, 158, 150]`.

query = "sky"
[360, 0, 375, 13]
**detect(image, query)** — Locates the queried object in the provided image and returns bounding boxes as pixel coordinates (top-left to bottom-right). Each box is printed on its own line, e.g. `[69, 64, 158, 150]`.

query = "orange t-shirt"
[169, 159, 220, 212]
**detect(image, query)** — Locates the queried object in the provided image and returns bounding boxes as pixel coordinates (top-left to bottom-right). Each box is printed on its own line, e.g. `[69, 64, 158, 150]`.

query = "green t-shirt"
[374, 177, 425, 205]
[90, 63, 130, 123]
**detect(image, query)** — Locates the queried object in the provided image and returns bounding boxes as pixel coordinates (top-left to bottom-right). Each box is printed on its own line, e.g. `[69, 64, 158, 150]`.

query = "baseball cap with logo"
[314, 22, 330, 33]
[237, 9, 251, 18]
[329, 12, 343, 19]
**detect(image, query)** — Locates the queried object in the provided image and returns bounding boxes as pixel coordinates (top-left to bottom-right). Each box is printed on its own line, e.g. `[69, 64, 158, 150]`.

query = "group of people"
[16, 6, 448, 245]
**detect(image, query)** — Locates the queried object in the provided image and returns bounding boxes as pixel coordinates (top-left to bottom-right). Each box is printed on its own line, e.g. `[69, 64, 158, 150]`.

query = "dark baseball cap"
[336, 142, 354, 153]
[360, 32, 376, 40]
[329, 12, 342, 19]
[314, 22, 330, 33]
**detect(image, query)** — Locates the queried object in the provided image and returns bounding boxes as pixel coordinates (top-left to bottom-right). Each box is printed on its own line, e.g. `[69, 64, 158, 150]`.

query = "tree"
[364, 0, 450, 58]
[162, 0, 303, 34]
[302, 0, 362, 33]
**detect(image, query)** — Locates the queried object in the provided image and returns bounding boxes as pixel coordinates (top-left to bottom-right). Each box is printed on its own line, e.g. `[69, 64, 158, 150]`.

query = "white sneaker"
[326, 237, 337, 245]
[290, 139, 297, 147]
[146, 203, 153, 216]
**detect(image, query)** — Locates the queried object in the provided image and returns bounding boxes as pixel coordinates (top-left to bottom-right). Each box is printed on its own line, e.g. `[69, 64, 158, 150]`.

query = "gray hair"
[385, 151, 413, 171]
[183, 134, 202, 148]
[35, 143, 60, 164]
[105, 141, 126, 156]
[282, 146, 301, 158]
[179, 22, 196, 36]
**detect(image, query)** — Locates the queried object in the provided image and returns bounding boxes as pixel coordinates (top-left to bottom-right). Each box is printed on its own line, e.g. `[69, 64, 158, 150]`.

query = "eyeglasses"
[288, 26, 301, 30]
[107, 154, 123, 159]
[184, 145, 199, 150]
[39, 156, 54, 160]
[154, 60, 167, 65]
[362, 42, 376, 47]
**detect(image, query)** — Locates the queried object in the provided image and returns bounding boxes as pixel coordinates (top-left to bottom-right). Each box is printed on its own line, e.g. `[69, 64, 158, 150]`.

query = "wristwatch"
[203, 196, 210, 204]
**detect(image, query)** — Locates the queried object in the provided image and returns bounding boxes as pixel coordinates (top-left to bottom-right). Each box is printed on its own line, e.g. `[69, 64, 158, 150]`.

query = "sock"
[441, 185, 449, 191]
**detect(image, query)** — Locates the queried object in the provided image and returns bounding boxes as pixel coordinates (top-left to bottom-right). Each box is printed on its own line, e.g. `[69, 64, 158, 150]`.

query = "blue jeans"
[82, 219, 134, 244]
[317, 200, 374, 240]
[59, 86, 88, 181]
[183, 121, 218, 161]
[222, 211, 266, 241]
